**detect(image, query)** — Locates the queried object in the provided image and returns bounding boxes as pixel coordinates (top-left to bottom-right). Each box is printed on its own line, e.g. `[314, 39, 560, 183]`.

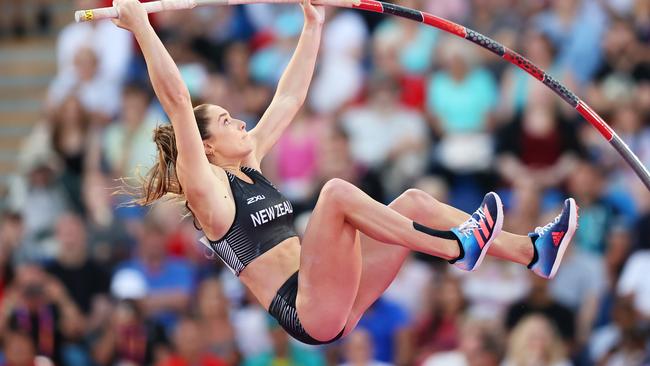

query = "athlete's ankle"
[412, 222, 463, 262]
[527, 235, 539, 269]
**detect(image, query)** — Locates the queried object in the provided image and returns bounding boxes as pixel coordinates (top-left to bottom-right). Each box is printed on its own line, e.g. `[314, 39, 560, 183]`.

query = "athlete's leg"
[297, 179, 462, 341]
[343, 189, 535, 333]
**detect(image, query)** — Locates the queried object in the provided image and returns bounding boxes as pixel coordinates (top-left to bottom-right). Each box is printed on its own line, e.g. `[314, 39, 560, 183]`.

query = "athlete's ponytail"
[132, 124, 182, 206]
[130, 104, 213, 206]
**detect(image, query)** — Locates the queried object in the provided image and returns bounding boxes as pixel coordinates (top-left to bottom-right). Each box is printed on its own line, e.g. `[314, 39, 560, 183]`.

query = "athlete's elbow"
[277, 94, 303, 111]
[164, 91, 191, 109]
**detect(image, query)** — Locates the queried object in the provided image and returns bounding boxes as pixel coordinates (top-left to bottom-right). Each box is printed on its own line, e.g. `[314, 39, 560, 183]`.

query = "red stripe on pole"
[576, 101, 614, 141]
[503, 49, 545, 81]
[354, 0, 383, 13]
[422, 12, 466, 37]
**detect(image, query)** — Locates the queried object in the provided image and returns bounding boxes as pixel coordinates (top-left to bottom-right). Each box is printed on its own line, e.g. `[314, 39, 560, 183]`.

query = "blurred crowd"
[1, 0, 650, 365]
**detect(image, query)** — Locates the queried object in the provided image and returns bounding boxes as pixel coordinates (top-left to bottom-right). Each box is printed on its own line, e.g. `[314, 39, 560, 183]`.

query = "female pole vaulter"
[112, 0, 578, 345]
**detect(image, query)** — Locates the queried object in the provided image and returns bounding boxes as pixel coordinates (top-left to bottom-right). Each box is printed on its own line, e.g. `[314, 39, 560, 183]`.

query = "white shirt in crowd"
[617, 250, 650, 317]
[384, 257, 433, 317]
[56, 20, 132, 85]
[422, 351, 468, 366]
[309, 10, 367, 114]
[341, 106, 427, 169]
[49, 20, 132, 116]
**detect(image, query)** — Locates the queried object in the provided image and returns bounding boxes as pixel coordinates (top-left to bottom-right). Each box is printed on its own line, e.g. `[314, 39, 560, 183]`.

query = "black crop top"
[199, 166, 298, 276]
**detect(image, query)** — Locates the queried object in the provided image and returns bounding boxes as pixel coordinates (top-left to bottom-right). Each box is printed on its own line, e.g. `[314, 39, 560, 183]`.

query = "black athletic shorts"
[268, 271, 345, 345]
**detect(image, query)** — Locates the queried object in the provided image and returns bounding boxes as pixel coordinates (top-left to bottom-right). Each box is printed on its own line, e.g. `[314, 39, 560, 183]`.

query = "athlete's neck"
[209, 155, 242, 174]
[220, 163, 242, 175]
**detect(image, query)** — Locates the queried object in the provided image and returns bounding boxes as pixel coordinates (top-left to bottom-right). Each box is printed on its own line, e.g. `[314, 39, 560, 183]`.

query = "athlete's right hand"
[111, 0, 150, 33]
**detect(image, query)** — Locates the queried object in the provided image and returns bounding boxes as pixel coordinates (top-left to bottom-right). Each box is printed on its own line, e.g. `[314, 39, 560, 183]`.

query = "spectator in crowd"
[47, 47, 122, 122]
[593, 225, 632, 327]
[194, 276, 240, 365]
[499, 30, 576, 121]
[371, 32, 419, 109]
[91, 295, 170, 365]
[502, 179, 543, 235]
[426, 36, 498, 208]
[1, 332, 39, 366]
[117, 218, 195, 330]
[599, 326, 648, 366]
[315, 125, 384, 201]
[339, 329, 391, 366]
[200, 54, 272, 128]
[549, 238, 607, 349]
[533, 0, 608, 85]
[616, 222, 650, 318]
[373, 0, 439, 77]
[356, 297, 411, 366]
[0, 264, 84, 365]
[505, 272, 575, 344]
[19, 94, 103, 215]
[50, 96, 98, 213]
[242, 318, 325, 366]
[422, 318, 503, 366]
[383, 254, 434, 318]
[502, 314, 572, 366]
[264, 106, 326, 210]
[414, 274, 467, 363]
[495, 90, 583, 196]
[90, 268, 169, 365]
[102, 82, 160, 178]
[587, 16, 649, 115]
[341, 74, 428, 199]
[589, 296, 647, 365]
[231, 289, 273, 359]
[1, 0, 51, 37]
[309, 8, 367, 114]
[80, 170, 125, 251]
[158, 317, 228, 366]
[598, 104, 650, 209]
[223, 42, 273, 125]
[250, 9, 303, 86]
[6, 155, 68, 262]
[42, 214, 106, 366]
[0, 212, 18, 298]
[567, 160, 622, 255]
[426, 34, 498, 139]
[45, 213, 110, 315]
[461, 257, 530, 322]
[52, 0, 132, 111]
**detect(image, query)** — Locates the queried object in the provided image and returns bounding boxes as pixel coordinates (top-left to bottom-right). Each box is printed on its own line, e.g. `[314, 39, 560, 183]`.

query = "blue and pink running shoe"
[528, 198, 579, 279]
[450, 192, 504, 271]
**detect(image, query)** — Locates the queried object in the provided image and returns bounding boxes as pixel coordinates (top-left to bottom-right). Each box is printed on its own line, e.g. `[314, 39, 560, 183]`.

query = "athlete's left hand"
[301, 0, 325, 26]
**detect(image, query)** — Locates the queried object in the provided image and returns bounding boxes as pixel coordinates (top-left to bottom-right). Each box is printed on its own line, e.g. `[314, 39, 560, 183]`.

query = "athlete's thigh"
[344, 189, 438, 333]
[296, 187, 363, 341]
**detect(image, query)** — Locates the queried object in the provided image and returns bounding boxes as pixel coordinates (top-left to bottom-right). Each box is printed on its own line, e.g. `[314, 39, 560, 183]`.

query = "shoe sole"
[469, 192, 503, 271]
[547, 198, 578, 279]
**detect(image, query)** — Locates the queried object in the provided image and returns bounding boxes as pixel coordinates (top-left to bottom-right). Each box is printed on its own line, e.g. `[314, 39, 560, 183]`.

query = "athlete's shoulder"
[209, 164, 234, 182]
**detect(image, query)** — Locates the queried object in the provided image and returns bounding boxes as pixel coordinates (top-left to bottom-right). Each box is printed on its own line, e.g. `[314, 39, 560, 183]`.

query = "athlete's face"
[203, 105, 253, 159]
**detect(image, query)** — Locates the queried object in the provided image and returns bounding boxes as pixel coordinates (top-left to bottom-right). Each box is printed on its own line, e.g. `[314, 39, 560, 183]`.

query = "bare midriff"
[238, 236, 301, 310]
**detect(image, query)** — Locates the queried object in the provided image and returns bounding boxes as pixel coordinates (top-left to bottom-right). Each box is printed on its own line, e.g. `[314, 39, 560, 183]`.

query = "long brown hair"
[129, 104, 213, 206]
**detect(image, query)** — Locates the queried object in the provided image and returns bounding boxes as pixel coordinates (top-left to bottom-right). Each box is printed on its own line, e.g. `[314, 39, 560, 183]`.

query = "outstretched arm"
[249, 0, 325, 162]
[112, 0, 233, 234]
[112, 0, 208, 173]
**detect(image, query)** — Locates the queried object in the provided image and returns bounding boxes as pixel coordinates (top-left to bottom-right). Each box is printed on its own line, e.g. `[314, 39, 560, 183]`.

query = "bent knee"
[299, 310, 348, 342]
[319, 178, 357, 205]
[391, 189, 439, 219]
[400, 188, 433, 204]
